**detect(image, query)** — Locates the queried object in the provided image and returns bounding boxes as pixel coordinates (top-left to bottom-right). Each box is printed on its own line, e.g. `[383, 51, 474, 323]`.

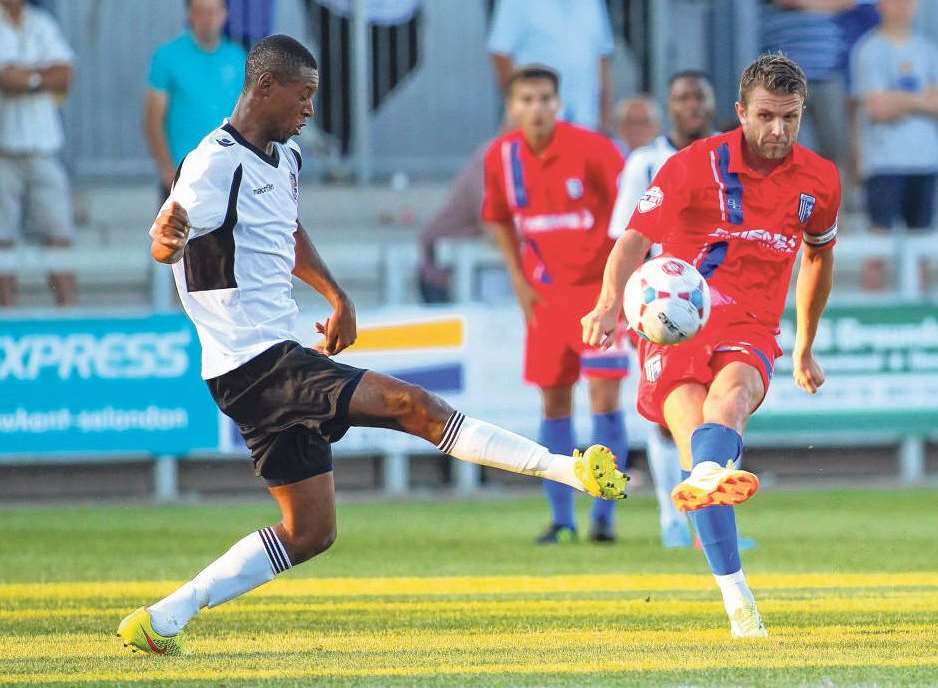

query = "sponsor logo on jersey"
[515, 209, 595, 234]
[638, 186, 663, 213]
[215, 137, 235, 147]
[710, 227, 797, 254]
[289, 172, 298, 201]
[253, 183, 274, 195]
[798, 193, 816, 224]
[565, 177, 584, 199]
[643, 353, 662, 383]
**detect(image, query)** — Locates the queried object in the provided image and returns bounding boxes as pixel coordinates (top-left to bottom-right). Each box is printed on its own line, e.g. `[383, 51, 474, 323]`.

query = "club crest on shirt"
[638, 186, 663, 213]
[565, 177, 584, 199]
[798, 193, 816, 224]
[289, 172, 298, 201]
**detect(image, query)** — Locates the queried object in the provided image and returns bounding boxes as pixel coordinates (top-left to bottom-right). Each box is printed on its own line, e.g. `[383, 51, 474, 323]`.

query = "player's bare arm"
[292, 220, 356, 356]
[581, 229, 650, 348]
[793, 243, 834, 395]
[486, 220, 541, 324]
[149, 201, 190, 264]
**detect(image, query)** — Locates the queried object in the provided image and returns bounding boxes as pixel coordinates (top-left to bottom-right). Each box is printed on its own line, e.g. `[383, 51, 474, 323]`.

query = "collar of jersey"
[221, 121, 280, 168]
[726, 126, 802, 177]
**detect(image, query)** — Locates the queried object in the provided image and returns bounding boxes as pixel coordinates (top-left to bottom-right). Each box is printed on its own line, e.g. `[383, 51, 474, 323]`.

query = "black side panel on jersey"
[290, 148, 302, 172]
[170, 155, 187, 193]
[183, 164, 242, 292]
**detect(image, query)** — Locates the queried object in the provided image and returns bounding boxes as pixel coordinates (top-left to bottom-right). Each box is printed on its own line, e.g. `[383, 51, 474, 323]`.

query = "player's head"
[878, 0, 917, 28]
[614, 96, 660, 150]
[505, 66, 560, 142]
[186, 0, 227, 45]
[735, 53, 807, 160]
[667, 71, 715, 141]
[242, 35, 319, 143]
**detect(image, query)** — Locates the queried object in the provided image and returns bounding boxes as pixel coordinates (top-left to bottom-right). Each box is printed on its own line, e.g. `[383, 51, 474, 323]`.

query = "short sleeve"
[167, 148, 240, 238]
[34, 12, 73, 65]
[148, 45, 171, 93]
[851, 36, 888, 97]
[803, 164, 841, 251]
[487, 0, 521, 55]
[626, 153, 690, 244]
[608, 150, 653, 239]
[481, 140, 512, 224]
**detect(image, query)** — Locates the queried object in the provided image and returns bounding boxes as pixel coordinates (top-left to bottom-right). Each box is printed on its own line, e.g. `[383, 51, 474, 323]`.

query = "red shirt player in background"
[582, 54, 839, 637]
[483, 66, 629, 544]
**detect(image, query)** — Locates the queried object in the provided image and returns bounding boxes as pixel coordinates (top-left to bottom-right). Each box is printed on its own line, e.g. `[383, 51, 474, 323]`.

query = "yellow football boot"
[117, 607, 185, 656]
[574, 444, 629, 500]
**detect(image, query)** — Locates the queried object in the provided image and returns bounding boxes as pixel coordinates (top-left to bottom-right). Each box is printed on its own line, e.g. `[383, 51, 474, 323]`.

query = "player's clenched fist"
[149, 201, 190, 264]
[581, 304, 618, 349]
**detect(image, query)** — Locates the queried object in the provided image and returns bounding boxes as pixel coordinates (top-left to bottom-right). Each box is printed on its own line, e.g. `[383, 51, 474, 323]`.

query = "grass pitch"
[2, 488, 937, 687]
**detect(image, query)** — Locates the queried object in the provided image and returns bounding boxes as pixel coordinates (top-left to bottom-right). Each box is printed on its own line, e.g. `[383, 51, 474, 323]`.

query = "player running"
[582, 54, 839, 637]
[609, 70, 717, 549]
[483, 66, 630, 544]
[117, 36, 627, 656]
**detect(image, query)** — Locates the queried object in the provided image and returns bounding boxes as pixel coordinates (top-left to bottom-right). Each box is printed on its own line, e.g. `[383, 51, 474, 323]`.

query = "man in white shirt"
[609, 71, 716, 549]
[116, 35, 628, 656]
[0, 0, 75, 306]
[488, 0, 615, 132]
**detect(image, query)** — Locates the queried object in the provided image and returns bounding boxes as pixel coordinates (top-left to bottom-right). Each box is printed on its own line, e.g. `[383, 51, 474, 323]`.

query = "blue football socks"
[539, 417, 576, 529]
[589, 410, 628, 527]
[684, 423, 744, 575]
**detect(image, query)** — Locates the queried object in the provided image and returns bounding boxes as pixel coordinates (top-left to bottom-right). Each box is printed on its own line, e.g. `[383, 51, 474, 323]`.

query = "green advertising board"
[750, 304, 938, 436]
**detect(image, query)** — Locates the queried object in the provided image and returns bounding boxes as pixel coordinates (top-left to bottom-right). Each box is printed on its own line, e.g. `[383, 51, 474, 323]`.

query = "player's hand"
[150, 201, 190, 251]
[793, 349, 825, 394]
[315, 295, 357, 356]
[581, 303, 619, 349]
[513, 279, 541, 326]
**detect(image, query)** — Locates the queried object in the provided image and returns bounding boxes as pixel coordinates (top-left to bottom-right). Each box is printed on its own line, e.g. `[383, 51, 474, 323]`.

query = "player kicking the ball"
[117, 35, 626, 656]
[582, 53, 838, 637]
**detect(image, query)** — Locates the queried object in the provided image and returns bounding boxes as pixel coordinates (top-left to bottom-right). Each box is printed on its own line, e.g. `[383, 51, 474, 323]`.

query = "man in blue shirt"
[144, 0, 246, 199]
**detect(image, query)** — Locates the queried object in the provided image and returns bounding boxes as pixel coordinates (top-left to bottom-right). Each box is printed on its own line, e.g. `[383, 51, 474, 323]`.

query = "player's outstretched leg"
[347, 371, 629, 500]
[645, 424, 691, 548]
[118, 472, 336, 654]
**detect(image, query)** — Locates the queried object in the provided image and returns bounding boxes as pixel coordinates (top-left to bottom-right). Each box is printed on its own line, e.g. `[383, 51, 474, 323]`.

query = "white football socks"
[714, 568, 756, 615]
[646, 425, 685, 530]
[438, 412, 586, 492]
[148, 527, 291, 636]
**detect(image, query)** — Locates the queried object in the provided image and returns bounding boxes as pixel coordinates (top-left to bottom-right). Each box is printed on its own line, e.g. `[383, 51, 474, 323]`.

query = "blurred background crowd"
[0, 0, 935, 311]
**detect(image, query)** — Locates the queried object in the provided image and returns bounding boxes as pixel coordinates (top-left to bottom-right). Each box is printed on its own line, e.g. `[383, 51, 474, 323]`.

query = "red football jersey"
[482, 122, 624, 289]
[628, 127, 840, 331]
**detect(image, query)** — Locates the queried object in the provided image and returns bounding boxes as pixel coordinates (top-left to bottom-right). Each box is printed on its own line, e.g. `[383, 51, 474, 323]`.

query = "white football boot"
[729, 602, 768, 638]
[671, 459, 760, 512]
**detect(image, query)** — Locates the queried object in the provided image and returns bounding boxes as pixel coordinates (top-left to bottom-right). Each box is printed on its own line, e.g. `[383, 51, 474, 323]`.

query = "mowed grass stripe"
[5, 593, 938, 623]
[3, 571, 937, 601]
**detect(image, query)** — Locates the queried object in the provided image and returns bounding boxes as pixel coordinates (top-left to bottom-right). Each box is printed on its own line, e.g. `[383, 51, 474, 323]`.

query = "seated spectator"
[851, 0, 938, 290]
[0, 0, 76, 307]
[761, 0, 854, 173]
[612, 95, 661, 158]
[144, 0, 246, 202]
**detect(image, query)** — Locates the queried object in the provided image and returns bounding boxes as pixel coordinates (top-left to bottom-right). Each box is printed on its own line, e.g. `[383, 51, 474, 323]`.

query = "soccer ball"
[623, 257, 711, 345]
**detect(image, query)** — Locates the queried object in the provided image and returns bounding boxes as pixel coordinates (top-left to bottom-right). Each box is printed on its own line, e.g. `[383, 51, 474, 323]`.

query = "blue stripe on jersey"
[510, 142, 529, 208]
[523, 237, 552, 284]
[716, 143, 744, 225]
[698, 241, 728, 279]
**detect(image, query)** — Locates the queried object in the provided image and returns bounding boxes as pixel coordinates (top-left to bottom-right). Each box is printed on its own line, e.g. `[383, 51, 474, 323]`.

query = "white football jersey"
[608, 135, 678, 239]
[159, 120, 304, 379]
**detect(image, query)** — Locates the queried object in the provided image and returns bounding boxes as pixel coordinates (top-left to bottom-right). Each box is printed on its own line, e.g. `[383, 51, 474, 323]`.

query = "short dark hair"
[668, 70, 712, 89]
[506, 65, 560, 96]
[739, 52, 807, 105]
[245, 34, 318, 87]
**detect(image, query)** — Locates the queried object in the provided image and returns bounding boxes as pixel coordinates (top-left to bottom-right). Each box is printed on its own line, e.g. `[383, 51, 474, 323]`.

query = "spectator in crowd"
[851, 0, 938, 290]
[0, 0, 76, 307]
[144, 0, 246, 201]
[612, 95, 661, 158]
[488, 0, 614, 132]
[761, 0, 855, 173]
